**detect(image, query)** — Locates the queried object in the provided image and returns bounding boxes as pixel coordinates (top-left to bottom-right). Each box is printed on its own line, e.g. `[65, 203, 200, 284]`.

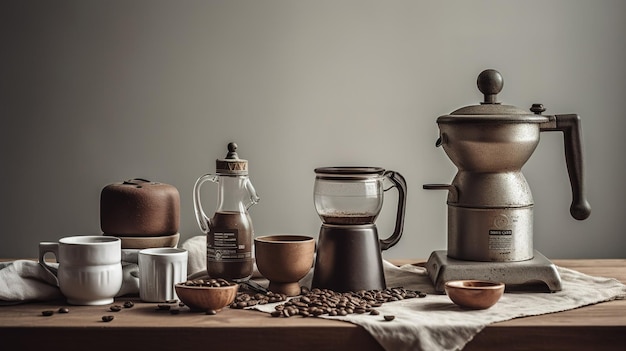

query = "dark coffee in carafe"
[207, 211, 254, 280]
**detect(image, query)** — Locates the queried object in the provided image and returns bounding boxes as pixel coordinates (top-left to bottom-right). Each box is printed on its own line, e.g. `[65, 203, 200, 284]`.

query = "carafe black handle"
[379, 170, 407, 250]
[539, 112, 591, 220]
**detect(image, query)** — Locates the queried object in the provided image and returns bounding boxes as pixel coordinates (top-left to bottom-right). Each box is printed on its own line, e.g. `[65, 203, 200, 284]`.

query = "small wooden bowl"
[175, 283, 239, 312]
[444, 280, 505, 310]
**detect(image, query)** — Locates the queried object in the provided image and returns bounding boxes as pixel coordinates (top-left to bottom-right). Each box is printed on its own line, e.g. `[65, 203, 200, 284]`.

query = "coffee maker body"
[311, 167, 407, 292]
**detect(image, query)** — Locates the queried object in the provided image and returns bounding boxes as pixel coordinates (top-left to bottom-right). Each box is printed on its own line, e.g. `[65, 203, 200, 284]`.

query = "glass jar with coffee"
[193, 142, 260, 282]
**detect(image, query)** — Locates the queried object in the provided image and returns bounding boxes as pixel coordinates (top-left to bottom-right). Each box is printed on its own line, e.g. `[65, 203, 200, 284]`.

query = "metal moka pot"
[424, 69, 591, 262]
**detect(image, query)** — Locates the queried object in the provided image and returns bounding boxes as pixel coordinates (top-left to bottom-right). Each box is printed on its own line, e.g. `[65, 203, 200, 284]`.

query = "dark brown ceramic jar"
[100, 178, 180, 236]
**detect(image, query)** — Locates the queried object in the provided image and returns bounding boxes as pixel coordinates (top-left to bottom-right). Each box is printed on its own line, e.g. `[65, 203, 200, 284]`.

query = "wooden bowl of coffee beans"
[175, 278, 239, 312]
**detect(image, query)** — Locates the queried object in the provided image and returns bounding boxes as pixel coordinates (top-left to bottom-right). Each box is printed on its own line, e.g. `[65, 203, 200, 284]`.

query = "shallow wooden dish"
[444, 280, 505, 310]
[175, 282, 239, 312]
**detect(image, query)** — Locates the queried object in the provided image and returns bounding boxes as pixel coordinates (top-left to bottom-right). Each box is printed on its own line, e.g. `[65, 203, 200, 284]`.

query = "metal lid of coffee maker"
[437, 69, 549, 123]
[314, 166, 385, 180]
[216, 142, 248, 175]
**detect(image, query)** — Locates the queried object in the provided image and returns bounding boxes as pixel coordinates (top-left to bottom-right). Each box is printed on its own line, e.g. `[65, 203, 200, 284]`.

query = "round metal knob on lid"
[477, 69, 504, 105]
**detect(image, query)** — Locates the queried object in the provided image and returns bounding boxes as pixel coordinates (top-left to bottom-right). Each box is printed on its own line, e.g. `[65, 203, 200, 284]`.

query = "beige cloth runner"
[185, 235, 626, 351]
[251, 260, 626, 351]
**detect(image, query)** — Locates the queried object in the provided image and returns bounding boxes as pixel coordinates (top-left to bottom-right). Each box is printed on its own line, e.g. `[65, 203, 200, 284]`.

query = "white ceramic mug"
[39, 235, 123, 305]
[138, 247, 188, 302]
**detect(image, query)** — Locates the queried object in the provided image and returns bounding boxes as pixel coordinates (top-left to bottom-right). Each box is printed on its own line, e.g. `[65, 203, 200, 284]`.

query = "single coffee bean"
[206, 309, 217, 315]
[109, 305, 122, 312]
[58, 307, 70, 314]
[270, 310, 282, 317]
[41, 310, 54, 316]
[384, 315, 395, 321]
[370, 309, 380, 315]
[101, 315, 114, 322]
[123, 301, 134, 308]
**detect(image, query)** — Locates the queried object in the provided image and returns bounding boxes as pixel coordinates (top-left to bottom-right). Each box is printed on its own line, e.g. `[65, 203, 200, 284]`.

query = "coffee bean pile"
[230, 291, 288, 309]
[270, 287, 425, 318]
[182, 278, 235, 287]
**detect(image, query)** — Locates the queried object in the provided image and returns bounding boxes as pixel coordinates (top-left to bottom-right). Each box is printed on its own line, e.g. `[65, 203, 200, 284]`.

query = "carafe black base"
[312, 224, 386, 292]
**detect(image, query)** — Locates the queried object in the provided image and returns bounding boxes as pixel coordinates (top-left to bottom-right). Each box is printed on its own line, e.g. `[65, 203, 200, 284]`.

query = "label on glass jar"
[208, 230, 240, 260]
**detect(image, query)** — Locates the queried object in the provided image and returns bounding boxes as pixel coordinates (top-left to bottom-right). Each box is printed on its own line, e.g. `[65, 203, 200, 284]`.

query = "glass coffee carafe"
[193, 142, 260, 282]
[311, 167, 407, 292]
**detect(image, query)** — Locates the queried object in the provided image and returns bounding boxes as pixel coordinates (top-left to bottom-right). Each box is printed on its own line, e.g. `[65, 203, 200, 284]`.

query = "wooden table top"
[1, 259, 625, 351]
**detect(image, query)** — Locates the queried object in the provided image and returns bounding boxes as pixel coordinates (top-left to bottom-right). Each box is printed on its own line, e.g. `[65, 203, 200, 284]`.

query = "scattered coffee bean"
[109, 305, 122, 312]
[231, 291, 288, 309]
[57, 307, 70, 314]
[270, 310, 282, 317]
[41, 310, 54, 316]
[206, 309, 217, 315]
[384, 315, 395, 321]
[370, 309, 380, 316]
[101, 315, 114, 322]
[123, 301, 134, 308]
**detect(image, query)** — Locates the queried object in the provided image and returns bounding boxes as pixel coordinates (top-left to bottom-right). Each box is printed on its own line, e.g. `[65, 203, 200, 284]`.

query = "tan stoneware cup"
[444, 280, 505, 309]
[254, 235, 316, 296]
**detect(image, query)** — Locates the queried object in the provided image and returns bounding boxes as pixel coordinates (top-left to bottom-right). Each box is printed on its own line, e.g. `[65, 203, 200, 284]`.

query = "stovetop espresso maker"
[424, 69, 591, 293]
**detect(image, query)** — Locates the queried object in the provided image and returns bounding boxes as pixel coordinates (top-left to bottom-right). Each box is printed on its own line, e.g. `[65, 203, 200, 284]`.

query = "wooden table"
[1, 259, 625, 351]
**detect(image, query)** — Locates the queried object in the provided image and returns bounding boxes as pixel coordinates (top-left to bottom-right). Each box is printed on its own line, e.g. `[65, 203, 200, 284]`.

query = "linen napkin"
[180, 235, 626, 351]
[0, 259, 139, 305]
[330, 262, 626, 351]
[251, 260, 626, 351]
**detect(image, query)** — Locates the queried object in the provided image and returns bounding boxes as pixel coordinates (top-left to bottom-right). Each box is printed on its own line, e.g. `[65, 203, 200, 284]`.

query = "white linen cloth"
[182, 235, 626, 351]
[2, 235, 625, 351]
[0, 259, 139, 305]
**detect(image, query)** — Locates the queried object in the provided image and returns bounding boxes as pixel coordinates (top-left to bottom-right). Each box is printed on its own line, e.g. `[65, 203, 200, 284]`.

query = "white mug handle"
[38, 242, 59, 276]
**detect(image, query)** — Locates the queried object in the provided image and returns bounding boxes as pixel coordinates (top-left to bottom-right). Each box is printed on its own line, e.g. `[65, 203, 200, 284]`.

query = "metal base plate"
[426, 250, 562, 293]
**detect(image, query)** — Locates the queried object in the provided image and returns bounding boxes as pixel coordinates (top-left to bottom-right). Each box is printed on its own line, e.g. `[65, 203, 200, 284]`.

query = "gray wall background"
[1, 0, 625, 260]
